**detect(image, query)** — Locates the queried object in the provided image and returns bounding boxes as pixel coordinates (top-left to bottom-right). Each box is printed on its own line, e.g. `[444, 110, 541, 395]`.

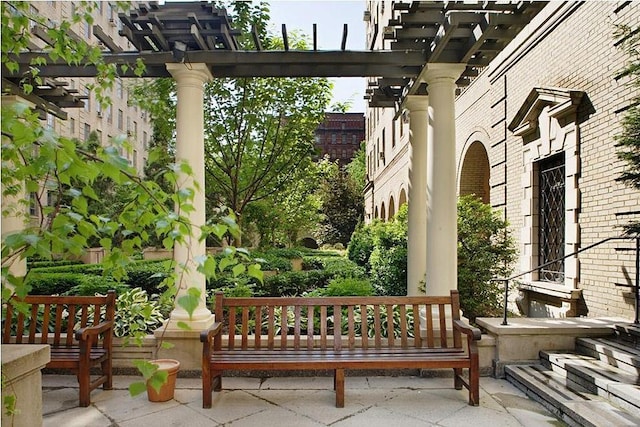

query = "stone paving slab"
[42, 374, 565, 426]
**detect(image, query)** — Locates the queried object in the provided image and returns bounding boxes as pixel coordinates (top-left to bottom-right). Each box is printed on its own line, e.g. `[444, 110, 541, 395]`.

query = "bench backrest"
[2, 291, 116, 347]
[214, 290, 462, 351]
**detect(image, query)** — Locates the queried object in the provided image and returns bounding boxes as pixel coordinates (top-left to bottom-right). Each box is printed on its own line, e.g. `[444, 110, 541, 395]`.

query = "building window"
[96, 130, 102, 144]
[538, 153, 565, 283]
[29, 193, 38, 217]
[84, 123, 91, 141]
[106, 105, 112, 124]
[332, 134, 336, 144]
[133, 149, 138, 169]
[84, 88, 90, 112]
[143, 131, 148, 149]
[117, 109, 123, 130]
[69, 117, 75, 135]
[117, 79, 123, 98]
[84, 20, 91, 38]
[46, 113, 54, 130]
[341, 134, 346, 144]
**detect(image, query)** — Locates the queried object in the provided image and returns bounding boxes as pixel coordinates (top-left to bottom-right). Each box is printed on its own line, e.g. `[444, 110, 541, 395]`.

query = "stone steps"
[504, 329, 640, 427]
[505, 364, 640, 427]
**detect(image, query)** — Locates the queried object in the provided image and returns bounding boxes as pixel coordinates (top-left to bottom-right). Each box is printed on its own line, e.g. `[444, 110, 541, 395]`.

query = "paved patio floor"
[42, 374, 564, 426]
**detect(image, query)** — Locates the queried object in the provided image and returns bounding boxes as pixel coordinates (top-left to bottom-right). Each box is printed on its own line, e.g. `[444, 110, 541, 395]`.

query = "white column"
[164, 63, 214, 330]
[405, 96, 429, 296]
[424, 64, 466, 296]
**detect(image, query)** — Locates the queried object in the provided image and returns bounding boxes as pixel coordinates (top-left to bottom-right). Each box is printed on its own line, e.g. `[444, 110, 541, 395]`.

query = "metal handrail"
[494, 235, 640, 326]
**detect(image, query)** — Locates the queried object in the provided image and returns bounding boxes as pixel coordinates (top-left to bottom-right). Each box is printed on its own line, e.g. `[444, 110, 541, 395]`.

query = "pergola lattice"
[2, 1, 546, 115]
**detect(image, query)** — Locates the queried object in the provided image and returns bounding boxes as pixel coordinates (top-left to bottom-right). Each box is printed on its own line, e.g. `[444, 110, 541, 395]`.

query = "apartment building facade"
[25, 1, 152, 173]
[364, 1, 640, 319]
[314, 112, 366, 165]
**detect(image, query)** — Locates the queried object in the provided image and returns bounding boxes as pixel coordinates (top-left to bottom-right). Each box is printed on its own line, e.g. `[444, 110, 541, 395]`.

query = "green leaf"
[176, 321, 192, 331]
[132, 359, 158, 380]
[232, 263, 245, 277]
[147, 370, 168, 393]
[128, 381, 147, 397]
[177, 288, 201, 319]
[248, 264, 264, 284]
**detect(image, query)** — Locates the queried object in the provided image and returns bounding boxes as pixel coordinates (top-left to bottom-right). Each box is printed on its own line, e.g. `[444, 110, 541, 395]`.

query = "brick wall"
[456, 2, 640, 319]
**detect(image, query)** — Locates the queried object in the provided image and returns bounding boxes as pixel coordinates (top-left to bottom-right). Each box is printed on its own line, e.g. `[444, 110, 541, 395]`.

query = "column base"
[153, 314, 215, 371]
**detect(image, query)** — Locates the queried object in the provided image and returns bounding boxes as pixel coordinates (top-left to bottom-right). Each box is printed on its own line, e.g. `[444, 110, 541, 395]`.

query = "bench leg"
[453, 368, 463, 390]
[335, 369, 345, 408]
[102, 358, 113, 390]
[469, 361, 480, 406]
[78, 364, 91, 407]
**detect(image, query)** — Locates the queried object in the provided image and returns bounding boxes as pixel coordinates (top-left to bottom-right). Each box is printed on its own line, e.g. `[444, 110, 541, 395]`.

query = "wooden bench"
[2, 291, 116, 407]
[201, 289, 480, 408]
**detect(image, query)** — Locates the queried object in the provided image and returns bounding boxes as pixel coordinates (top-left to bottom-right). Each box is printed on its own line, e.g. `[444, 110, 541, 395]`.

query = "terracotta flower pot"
[146, 359, 180, 402]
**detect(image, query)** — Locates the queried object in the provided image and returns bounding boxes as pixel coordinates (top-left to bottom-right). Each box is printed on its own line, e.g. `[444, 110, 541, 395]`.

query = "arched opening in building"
[398, 188, 407, 208]
[374, 206, 379, 219]
[388, 196, 395, 219]
[380, 201, 386, 222]
[459, 141, 490, 203]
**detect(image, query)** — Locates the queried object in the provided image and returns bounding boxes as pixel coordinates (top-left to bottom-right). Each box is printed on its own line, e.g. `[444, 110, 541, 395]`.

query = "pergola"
[2, 1, 546, 335]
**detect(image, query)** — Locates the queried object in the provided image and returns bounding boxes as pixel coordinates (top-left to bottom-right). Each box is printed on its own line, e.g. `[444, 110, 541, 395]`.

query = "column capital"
[422, 63, 467, 86]
[404, 95, 429, 112]
[166, 63, 213, 83]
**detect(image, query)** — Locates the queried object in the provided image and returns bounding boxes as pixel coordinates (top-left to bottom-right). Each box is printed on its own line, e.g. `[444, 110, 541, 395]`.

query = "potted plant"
[132, 359, 181, 402]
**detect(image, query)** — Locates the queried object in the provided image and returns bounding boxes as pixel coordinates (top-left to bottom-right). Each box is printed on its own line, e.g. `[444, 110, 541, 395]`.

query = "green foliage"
[316, 160, 364, 246]
[324, 277, 373, 296]
[457, 195, 517, 322]
[26, 259, 83, 269]
[112, 288, 165, 338]
[347, 221, 378, 271]
[614, 24, 640, 235]
[257, 270, 332, 296]
[369, 205, 408, 296]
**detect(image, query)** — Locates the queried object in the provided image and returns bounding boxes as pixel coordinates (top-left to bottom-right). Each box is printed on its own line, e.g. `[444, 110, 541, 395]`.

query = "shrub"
[457, 195, 517, 322]
[26, 259, 83, 269]
[112, 288, 165, 338]
[347, 221, 377, 271]
[369, 205, 408, 296]
[26, 272, 98, 295]
[65, 275, 128, 296]
[324, 277, 373, 296]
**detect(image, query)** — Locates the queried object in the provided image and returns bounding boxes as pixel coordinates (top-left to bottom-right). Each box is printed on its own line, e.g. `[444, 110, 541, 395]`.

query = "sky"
[264, 1, 367, 112]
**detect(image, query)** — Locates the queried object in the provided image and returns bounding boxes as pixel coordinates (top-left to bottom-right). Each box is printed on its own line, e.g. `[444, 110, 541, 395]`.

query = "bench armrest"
[453, 319, 481, 341]
[75, 320, 114, 341]
[200, 322, 223, 344]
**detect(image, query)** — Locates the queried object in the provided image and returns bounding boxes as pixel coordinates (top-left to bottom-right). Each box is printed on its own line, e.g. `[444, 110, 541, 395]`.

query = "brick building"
[314, 112, 365, 164]
[365, 1, 640, 319]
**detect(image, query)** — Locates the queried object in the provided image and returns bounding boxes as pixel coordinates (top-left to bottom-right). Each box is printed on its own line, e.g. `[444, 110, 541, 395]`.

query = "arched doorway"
[398, 188, 407, 208]
[459, 141, 490, 203]
[374, 206, 379, 219]
[388, 195, 395, 219]
[380, 201, 386, 222]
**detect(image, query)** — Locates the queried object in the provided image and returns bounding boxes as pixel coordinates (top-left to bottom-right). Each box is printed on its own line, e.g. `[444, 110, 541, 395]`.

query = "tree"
[205, 2, 332, 236]
[316, 159, 364, 246]
[615, 24, 640, 235]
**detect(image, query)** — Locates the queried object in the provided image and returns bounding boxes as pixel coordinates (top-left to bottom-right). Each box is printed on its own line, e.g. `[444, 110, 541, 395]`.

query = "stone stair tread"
[577, 338, 640, 371]
[579, 337, 640, 358]
[542, 350, 640, 385]
[562, 400, 640, 427]
[506, 364, 604, 404]
[506, 364, 640, 427]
